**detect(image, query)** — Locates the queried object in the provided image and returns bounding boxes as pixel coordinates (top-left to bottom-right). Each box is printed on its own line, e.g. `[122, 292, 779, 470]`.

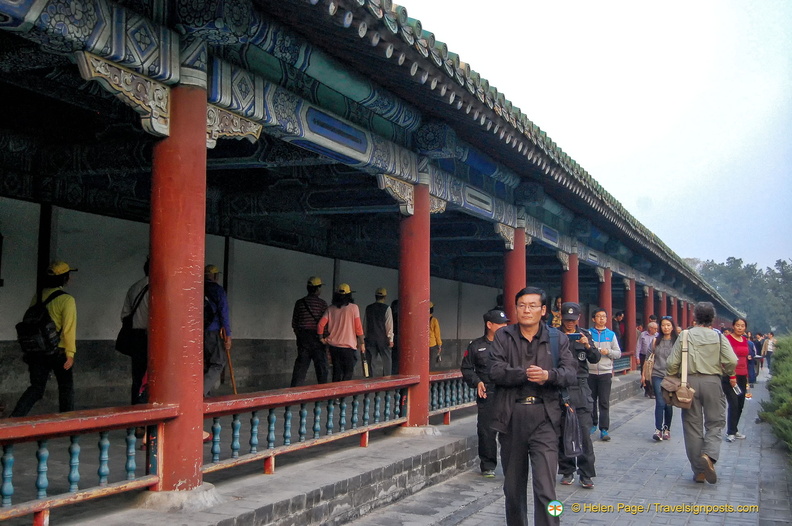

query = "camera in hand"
[568, 333, 582, 342]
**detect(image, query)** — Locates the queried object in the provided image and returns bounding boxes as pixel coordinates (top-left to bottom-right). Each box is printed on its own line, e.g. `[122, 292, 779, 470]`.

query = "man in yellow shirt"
[11, 261, 78, 417]
[429, 302, 442, 365]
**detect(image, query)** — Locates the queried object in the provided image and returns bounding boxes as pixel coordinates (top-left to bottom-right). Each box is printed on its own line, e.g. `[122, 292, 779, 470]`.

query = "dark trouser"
[682, 374, 725, 475]
[723, 375, 748, 435]
[651, 376, 673, 430]
[130, 344, 148, 405]
[766, 352, 773, 372]
[391, 339, 399, 374]
[11, 351, 74, 417]
[748, 358, 756, 384]
[558, 405, 596, 479]
[290, 329, 329, 387]
[476, 397, 498, 472]
[366, 340, 392, 377]
[330, 346, 357, 382]
[587, 373, 612, 430]
[499, 403, 560, 526]
[203, 330, 227, 396]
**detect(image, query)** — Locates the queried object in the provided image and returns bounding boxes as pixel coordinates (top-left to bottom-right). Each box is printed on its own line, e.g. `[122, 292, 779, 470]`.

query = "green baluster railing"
[283, 406, 292, 446]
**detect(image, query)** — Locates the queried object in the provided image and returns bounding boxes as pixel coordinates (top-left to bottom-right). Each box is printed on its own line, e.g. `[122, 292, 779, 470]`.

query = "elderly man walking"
[666, 302, 737, 484]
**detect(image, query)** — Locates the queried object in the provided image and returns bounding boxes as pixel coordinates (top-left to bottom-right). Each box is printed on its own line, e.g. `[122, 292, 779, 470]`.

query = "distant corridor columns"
[398, 182, 431, 427]
[148, 85, 207, 491]
[643, 285, 654, 325]
[624, 278, 637, 370]
[560, 250, 579, 304]
[597, 267, 613, 322]
[680, 301, 688, 328]
[503, 227, 527, 324]
[670, 297, 678, 326]
[658, 291, 668, 317]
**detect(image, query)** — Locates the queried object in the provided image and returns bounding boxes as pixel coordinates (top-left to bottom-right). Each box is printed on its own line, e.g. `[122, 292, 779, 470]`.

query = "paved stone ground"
[345, 368, 791, 525]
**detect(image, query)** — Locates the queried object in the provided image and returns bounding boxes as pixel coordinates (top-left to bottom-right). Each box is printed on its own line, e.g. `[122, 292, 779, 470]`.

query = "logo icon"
[547, 500, 564, 517]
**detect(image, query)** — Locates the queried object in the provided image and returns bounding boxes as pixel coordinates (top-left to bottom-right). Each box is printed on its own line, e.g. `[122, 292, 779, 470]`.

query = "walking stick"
[220, 328, 237, 394]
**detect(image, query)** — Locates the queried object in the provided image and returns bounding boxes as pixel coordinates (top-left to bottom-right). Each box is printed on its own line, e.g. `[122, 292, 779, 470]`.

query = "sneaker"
[560, 474, 574, 485]
[652, 429, 663, 441]
[579, 476, 594, 488]
[700, 454, 717, 484]
[662, 427, 671, 441]
[600, 430, 610, 441]
[590, 426, 597, 435]
[693, 472, 706, 483]
[725, 434, 735, 442]
[482, 470, 496, 478]
[734, 432, 746, 439]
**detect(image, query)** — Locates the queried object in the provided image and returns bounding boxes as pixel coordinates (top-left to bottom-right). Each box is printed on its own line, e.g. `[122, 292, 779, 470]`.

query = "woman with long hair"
[723, 317, 750, 442]
[644, 316, 677, 441]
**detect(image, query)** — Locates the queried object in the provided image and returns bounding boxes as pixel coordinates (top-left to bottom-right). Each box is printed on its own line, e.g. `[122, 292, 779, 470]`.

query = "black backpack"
[16, 290, 68, 354]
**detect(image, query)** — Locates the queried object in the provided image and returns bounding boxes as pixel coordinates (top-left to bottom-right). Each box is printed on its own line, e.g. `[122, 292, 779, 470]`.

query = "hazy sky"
[410, 1, 791, 270]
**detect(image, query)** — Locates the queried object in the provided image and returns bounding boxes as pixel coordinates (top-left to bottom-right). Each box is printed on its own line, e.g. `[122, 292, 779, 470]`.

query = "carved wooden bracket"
[557, 251, 570, 271]
[495, 223, 515, 250]
[377, 174, 414, 216]
[206, 104, 263, 149]
[430, 196, 447, 214]
[75, 52, 170, 137]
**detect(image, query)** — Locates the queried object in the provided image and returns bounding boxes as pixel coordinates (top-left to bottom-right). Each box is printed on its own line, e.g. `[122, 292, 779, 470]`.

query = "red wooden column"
[680, 301, 688, 328]
[643, 285, 654, 326]
[503, 228, 527, 324]
[561, 251, 579, 304]
[670, 297, 678, 325]
[598, 267, 612, 320]
[658, 291, 667, 317]
[625, 278, 637, 370]
[399, 183, 431, 427]
[149, 85, 207, 491]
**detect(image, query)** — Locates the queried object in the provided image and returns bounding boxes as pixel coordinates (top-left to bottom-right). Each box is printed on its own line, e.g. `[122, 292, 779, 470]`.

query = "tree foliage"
[693, 257, 792, 334]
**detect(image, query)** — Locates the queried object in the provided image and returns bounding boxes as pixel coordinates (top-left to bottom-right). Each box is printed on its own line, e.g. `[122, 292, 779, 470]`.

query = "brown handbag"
[661, 330, 695, 409]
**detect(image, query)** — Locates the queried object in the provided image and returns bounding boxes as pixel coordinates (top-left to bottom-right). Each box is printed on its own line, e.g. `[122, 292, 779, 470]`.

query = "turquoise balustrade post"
[124, 430, 135, 481]
[1, 444, 13, 507]
[231, 414, 241, 459]
[339, 398, 347, 432]
[313, 402, 322, 439]
[363, 393, 371, 426]
[374, 392, 382, 423]
[97, 432, 109, 487]
[351, 395, 359, 429]
[299, 403, 308, 441]
[283, 406, 292, 446]
[36, 440, 49, 498]
[267, 409, 276, 448]
[250, 411, 260, 454]
[326, 400, 335, 435]
[211, 418, 222, 463]
[384, 390, 392, 421]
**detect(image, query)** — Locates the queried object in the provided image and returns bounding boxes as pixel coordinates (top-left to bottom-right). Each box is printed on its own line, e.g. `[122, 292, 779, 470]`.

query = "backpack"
[16, 290, 68, 354]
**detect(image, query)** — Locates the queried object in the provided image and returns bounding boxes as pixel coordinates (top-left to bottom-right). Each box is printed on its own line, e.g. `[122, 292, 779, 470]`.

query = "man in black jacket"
[461, 308, 510, 477]
[557, 302, 600, 489]
[490, 287, 576, 526]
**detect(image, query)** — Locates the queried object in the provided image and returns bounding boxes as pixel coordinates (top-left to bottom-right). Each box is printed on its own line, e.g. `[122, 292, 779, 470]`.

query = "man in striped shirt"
[290, 276, 329, 386]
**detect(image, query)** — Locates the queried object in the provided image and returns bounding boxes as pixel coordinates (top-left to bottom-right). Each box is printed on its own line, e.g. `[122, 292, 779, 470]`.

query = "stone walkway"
[345, 369, 791, 525]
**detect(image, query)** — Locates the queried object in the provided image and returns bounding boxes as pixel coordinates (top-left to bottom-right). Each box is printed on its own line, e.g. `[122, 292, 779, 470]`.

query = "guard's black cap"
[561, 302, 581, 321]
[484, 309, 510, 324]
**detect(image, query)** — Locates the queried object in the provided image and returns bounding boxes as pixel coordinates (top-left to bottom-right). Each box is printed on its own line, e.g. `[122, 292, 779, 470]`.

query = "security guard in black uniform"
[557, 301, 600, 488]
[461, 309, 509, 477]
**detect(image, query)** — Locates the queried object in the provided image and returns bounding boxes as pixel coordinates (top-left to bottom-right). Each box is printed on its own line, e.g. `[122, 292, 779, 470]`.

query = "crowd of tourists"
[7, 261, 777, 526]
